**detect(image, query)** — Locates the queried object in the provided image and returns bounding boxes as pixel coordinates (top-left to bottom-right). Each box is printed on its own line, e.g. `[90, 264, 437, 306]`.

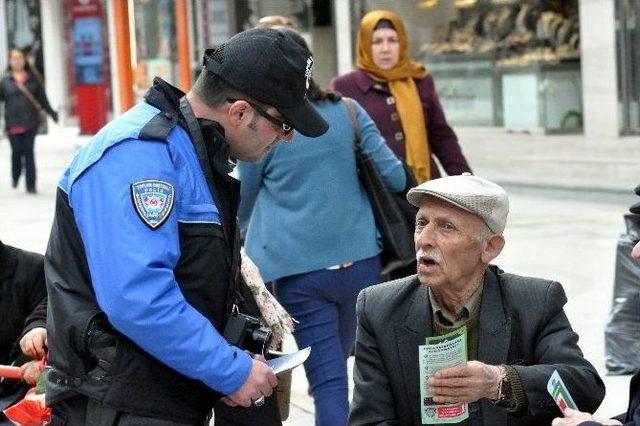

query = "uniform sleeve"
[511, 282, 605, 417]
[69, 138, 252, 395]
[237, 157, 267, 232]
[420, 76, 472, 175]
[354, 101, 406, 193]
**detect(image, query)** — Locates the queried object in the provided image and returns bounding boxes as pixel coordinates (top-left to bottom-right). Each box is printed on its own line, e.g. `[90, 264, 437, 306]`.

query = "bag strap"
[343, 98, 362, 154]
[11, 78, 45, 113]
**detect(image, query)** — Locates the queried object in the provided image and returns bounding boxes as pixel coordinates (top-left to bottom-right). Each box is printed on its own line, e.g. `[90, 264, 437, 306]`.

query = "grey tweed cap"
[406, 173, 509, 234]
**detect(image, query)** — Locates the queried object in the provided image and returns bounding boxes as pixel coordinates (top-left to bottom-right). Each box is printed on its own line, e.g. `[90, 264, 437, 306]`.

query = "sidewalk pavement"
[1, 125, 639, 424]
[457, 127, 640, 194]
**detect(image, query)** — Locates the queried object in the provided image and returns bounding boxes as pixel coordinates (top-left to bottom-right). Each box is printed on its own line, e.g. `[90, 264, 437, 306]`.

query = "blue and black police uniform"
[44, 78, 265, 424]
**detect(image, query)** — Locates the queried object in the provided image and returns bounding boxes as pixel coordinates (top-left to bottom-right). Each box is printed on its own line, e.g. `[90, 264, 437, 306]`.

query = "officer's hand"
[20, 360, 44, 385]
[19, 327, 47, 359]
[551, 408, 622, 426]
[428, 361, 501, 403]
[227, 357, 277, 407]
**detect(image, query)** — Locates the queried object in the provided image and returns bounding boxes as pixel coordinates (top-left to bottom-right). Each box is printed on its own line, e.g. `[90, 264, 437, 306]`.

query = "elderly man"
[552, 189, 640, 426]
[349, 174, 605, 425]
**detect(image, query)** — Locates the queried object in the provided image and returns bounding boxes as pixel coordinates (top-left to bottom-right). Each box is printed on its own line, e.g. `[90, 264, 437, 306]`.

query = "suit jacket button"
[394, 132, 404, 141]
[386, 96, 395, 105]
[390, 112, 399, 121]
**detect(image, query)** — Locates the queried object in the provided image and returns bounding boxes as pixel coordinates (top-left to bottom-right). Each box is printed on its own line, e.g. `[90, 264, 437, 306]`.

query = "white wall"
[579, 0, 619, 139]
[40, 0, 66, 127]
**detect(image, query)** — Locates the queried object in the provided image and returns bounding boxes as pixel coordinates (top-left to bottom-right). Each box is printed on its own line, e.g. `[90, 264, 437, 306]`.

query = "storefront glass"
[132, 0, 177, 98]
[616, 0, 640, 135]
[354, 0, 582, 132]
[5, 0, 44, 78]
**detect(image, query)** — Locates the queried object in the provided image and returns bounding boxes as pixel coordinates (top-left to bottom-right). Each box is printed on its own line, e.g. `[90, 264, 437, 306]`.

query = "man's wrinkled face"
[414, 197, 488, 291]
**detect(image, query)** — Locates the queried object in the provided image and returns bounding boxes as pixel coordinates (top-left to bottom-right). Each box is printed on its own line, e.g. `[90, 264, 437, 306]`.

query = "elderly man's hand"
[428, 361, 501, 404]
[20, 360, 44, 386]
[19, 327, 47, 359]
[551, 408, 622, 426]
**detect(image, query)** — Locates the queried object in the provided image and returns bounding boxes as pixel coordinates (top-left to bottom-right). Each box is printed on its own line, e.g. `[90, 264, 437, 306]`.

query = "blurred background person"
[0, 239, 47, 425]
[238, 28, 406, 426]
[332, 10, 470, 184]
[0, 48, 58, 194]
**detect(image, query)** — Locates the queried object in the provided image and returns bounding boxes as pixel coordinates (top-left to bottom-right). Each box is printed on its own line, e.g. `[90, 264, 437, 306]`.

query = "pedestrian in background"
[238, 29, 406, 426]
[332, 10, 471, 184]
[0, 48, 58, 194]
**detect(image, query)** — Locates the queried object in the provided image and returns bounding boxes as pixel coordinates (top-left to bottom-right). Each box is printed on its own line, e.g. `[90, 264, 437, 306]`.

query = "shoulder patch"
[131, 180, 175, 229]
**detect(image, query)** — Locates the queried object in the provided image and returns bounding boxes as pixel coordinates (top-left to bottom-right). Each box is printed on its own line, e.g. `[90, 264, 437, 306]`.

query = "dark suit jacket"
[349, 265, 605, 425]
[581, 369, 640, 426]
[331, 70, 471, 179]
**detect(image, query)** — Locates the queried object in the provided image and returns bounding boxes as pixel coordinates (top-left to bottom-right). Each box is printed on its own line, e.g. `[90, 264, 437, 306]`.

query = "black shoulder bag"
[344, 98, 418, 275]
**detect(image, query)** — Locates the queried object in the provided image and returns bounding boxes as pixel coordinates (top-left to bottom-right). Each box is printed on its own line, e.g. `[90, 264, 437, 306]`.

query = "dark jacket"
[331, 69, 471, 179]
[0, 241, 46, 367]
[349, 266, 605, 426]
[44, 79, 246, 424]
[580, 369, 640, 426]
[0, 73, 55, 130]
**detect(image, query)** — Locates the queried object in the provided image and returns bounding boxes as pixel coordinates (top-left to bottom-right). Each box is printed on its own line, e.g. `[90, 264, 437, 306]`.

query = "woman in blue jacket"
[238, 29, 406, 426]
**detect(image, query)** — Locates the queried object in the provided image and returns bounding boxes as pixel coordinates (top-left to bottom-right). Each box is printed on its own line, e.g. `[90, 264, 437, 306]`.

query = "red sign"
[72, 0, 101, 17]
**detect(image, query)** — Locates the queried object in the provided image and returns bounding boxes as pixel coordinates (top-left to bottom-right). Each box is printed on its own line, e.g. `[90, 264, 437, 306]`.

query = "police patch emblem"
[131, 180, 175, 229]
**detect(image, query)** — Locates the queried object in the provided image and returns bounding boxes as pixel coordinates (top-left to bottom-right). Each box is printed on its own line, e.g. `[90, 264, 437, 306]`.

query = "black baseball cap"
[203, 28, 329, 137]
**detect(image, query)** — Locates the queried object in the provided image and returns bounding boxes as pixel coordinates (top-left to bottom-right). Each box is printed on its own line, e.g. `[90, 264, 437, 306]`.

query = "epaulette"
[138, 111, 177, 141]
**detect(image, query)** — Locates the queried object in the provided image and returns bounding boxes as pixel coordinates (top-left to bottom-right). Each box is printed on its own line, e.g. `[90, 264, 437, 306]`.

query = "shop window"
[616, 0, 640, 135]
[358, 0, 582, 132]
[132, 0, 177, 98]
[5, 0, 44, 80]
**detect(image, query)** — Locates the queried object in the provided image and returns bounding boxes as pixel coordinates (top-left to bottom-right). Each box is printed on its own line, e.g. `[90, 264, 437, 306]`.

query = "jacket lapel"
[477, 267, 511, 425]
[395, 281, 431, 422]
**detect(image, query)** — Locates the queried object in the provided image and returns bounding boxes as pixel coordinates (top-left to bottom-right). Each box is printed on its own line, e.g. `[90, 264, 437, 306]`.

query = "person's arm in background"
[19, 296, 48, 359]
[420, 75, 471, 175]
[237, 154, 269, 232]
[352, 100, 406, 192]
[32, 77, 58, 122]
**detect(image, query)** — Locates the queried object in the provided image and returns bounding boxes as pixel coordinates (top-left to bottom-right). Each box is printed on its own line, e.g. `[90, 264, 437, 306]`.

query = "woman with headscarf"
[238, 28, 406, 426]
[332, 10, 471, 183]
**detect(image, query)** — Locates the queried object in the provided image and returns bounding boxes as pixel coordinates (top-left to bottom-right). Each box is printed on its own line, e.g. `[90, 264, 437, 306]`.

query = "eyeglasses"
[227, 98, 293, 135]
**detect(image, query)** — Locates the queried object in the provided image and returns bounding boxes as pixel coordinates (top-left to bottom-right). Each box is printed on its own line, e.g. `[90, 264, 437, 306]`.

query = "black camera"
[223, 311, 273, 356]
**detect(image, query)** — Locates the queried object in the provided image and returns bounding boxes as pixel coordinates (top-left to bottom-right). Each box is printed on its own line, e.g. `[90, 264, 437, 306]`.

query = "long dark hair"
[278, 28, 341, 103]
[6, 47, 33, 75]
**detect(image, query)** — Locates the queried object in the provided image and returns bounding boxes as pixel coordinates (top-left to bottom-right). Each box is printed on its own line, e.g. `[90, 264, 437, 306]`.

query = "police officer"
[44, 29, 328, 425]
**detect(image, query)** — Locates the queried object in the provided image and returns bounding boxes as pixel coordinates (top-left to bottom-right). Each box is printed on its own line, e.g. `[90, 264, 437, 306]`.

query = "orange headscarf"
[356, 10, 431, 182]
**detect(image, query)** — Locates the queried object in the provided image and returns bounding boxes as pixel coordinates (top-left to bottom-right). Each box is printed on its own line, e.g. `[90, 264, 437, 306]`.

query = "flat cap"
[406, 173, 509, 234]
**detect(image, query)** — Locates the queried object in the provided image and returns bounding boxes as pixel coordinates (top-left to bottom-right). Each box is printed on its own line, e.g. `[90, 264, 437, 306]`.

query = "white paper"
[266, 347, 311, 374]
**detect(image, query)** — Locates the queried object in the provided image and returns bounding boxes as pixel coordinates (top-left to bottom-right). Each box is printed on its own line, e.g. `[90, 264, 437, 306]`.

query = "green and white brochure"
[419, 326, 469, 424]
